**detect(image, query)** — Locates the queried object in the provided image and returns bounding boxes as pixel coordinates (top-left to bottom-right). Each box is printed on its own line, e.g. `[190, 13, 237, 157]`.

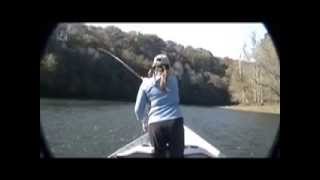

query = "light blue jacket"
[134, 74, 183, 125]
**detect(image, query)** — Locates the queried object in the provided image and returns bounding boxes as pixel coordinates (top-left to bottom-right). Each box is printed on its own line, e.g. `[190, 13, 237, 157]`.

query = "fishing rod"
[97, 47, 149, 133]
[97, 48, 143, 81]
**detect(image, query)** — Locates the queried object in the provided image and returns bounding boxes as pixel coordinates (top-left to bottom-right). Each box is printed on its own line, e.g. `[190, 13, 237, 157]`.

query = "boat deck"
[108, 126, 225, 158]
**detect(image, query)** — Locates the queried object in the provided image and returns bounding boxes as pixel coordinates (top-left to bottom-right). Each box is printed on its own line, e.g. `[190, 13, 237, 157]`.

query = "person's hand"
[142, 121, 148, 133]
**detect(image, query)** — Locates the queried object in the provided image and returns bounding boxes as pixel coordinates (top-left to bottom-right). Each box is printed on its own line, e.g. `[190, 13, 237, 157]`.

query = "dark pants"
[148, 117, 184, 158]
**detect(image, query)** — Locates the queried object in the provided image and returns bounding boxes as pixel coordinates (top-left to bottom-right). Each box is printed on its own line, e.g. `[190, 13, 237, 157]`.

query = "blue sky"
[85, 23, 268, 61]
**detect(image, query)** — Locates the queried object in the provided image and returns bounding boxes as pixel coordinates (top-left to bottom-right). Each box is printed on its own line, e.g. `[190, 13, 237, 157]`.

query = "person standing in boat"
[134, 54, 184, 158]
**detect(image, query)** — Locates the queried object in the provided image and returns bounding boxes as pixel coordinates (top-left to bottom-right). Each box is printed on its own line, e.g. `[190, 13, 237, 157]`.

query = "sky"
[85, 23, 268, 61]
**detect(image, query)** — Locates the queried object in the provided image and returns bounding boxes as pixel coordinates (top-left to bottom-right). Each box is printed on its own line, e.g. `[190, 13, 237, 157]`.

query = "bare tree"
[237, 31, 280, 105]
[253, 33, 280, 103]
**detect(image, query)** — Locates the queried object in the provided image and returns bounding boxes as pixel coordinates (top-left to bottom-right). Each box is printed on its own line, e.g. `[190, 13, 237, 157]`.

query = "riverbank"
[220, 104, 280, 114]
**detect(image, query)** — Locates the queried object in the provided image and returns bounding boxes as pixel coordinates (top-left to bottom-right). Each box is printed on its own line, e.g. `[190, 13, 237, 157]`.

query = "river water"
[40, 98, 280, 158]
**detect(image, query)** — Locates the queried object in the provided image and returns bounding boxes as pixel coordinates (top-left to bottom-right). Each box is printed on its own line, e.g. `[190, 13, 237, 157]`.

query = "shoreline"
[219, 104, 280, 114]
[40, 98, 280, 114]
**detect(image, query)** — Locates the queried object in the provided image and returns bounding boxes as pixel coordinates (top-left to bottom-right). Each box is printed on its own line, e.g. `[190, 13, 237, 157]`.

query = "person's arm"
[134, 82, 148, 122]
[142, 103, 150, 132]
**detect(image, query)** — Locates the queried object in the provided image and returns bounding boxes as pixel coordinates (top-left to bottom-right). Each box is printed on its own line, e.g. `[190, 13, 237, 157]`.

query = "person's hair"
[147, 67, 154, 78]
[151, 64, 170, 92]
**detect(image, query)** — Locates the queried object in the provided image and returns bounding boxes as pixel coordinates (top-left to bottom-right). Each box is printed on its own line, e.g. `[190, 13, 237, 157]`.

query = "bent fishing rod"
[97, 48, 143, 81]
[97, 48, 149, 133]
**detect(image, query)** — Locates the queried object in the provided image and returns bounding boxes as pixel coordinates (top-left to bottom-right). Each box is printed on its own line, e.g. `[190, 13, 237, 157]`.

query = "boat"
[108, 125, 225, 158]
